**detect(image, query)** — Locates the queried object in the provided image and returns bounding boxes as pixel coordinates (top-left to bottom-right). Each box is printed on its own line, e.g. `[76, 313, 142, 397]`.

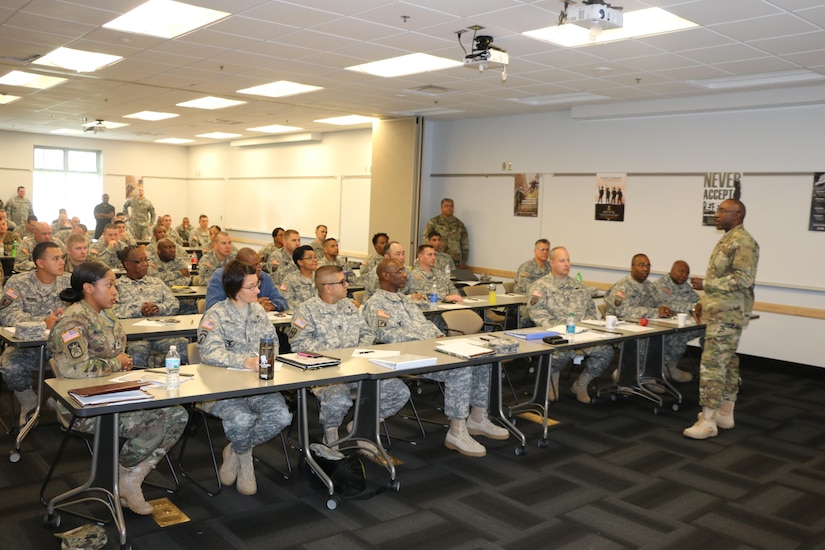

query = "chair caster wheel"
[44, 513, 61, 528]
[388, 480, 400, 491]
[514, 446, 527, 456]
[610, 394, 618, 402]
[9, 450, 20, 463]
[672, 403, 680, 412]
[537, 438, 548, 448]
[326, 495, 341, 510]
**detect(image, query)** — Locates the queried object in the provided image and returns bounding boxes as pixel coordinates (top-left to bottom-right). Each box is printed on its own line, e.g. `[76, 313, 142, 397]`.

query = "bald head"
[34, 222, 53, 243]
[377, 258, 407, 293]
[235, 247, 258, 265]
[669, 260, 690, 286]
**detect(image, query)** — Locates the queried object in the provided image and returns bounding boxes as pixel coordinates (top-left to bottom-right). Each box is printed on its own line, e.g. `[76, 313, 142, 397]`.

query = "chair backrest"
[597, 302, 608, 319]
[49, 357, 63, 379]
[441, 309, 484, 336]
[187, 342, 201, 364]
[191, 275, 200, 286]
[503, 281, 515, 293]
[352, 290, 365, 304]
[462, 285, 488, 297]
[197, 298, 206, 314]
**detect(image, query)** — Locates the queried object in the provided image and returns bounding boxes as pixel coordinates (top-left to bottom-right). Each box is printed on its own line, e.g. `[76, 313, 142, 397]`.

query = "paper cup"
[677, 313, 687, 327]
[605, 315, 618, 330]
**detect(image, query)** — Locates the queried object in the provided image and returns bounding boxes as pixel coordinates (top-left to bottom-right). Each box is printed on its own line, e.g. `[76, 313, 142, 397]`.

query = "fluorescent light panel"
[509, 92, 608, 106]
[346, 53, 463, 78]
[103, 0, 229, 39]
[155, 138, 194, 144]
[523, 8, 698, 48]
[196, 132, 242, 139]
[315, 115, 378, 126]
[33, 47, 121, 73]
[246, 124, 303, 133]
[0, 94, 21, 105]
[51, 128, 85, 135]
[123, 111, 179, 121]
[237, 80, 322, 98]
[689, 70, 825, 90]
[0, 70, 66, 89]
[176, 96, 245, 110]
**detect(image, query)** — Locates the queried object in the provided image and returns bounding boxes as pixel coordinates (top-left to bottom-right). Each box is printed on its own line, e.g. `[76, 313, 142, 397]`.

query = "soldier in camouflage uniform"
[654, 260, 704, 383]
[364, 259, 508, 457]
[197, 231, 235, 285]
[604, 254, 693, 385]
[174, 216, 191, 243]
[147, 238, 191, 287]
[423, 198, 469, 268]
[189, 215, 211, 249]
[114, 245, 188, 367]
[145, 225, 187, 260]
[360, 232, 389, 279]
[63, 233, 92, 273]
[408, 245, 462, 333]
[362, 241, 413, 301]
[0, 210, 21, 257]
[160, 215, 183, 245]
[289, 265, 410, 446]
[318, 238, 361, 285]
[258, 227, 283, 273]
[526, 247, 614, 404]
[684, 199, 759, 440]
[198, 260, 293, 495]
[269, 229, 302, 283]
[89, 224, 128, 269]
[513, 239, 552, 326]
[5, 186, 34, 229]
[15, 222, 64, 272]
[310, 225, 327, 259]
[48, 262, 187, 515]
[0, 242, 70, 426]
[114, 218, 136, 246]
[122, 187, 156, 240]
[279, 245, 318, 309]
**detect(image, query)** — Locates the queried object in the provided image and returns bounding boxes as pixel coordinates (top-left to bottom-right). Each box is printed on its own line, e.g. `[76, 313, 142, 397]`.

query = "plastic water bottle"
[566, 312, 576, 342]
[165, 345, 181, 390]
[576, 272, 583, 283]
[445, 264, 451, 280]
[11, 240, 17, 258]
[428, 281, 438, 310]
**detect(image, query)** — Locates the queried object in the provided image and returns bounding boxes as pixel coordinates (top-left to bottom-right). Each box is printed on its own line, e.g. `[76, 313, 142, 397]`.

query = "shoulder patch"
[279, 284, 288, 291]
[5, 288, 19, 299]
[660, 287, 672, 295]
[293, 317, 307, 329]
[616, 290, 626, 298]
[200, 319, 214, 331]
[377, 309, 390, 319]
[61, 327, 81, 343]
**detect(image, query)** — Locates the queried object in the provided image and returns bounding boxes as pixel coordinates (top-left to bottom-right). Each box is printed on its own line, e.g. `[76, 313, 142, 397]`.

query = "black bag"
[310, 443, 366, 498]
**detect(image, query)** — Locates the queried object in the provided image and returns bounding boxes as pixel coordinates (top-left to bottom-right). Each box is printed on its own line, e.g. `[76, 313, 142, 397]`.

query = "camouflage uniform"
[114, 275, 189, 367]
[407, 266, 458, 299]
[413, 251, 455, 274]
[310, 240, 325, 259]
[268, 247, 294, 283]
[147, 254, 191, 288]
[360, 251, 382, 279]
[174, 224, 190, 243]
[0, 271, 70, 391]
[526, 274, 613, 376]
[258, 243, 279, 273]
[197, 250, 235, 287]
[122, 197, 156, 240]
[189, 227, 211, 250]
[1, 230, 21, 251]
[362, 265, 412, 302]
[166, 228, 184, 245]
[197, 299, 292, 454]
[654, 274, 704, 369]
[88, 239, 127, 269]
[5, 196, 34, 228]
[318, 256, 361, 285]
[14, 236, 65, 272]
[144, 239, 187, 261]
[48, 300, 187, 467]
[699, 225, 759, 408]
[278, 271, 317, 310]
[288, 296, 410, 428]
[514, 258, 551, 326]
[363, 289, 492, 420]
[423, 215, 469, 265]
[605, 274, 689, 369]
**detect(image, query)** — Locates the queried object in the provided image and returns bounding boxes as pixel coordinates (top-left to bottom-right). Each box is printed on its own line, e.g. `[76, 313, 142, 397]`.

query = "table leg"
[12, 344, 45, 462]
[597, 338, 668, 410]
[337, 380, 397, 484]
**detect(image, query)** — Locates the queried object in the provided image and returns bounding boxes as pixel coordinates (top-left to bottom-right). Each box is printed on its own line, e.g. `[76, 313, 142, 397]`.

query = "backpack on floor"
[310, 443, 366, 498]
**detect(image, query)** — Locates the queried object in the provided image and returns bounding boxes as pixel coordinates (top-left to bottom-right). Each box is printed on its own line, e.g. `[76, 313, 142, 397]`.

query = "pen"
[145, 368, 194, 377]
[356, 350, 374, 355]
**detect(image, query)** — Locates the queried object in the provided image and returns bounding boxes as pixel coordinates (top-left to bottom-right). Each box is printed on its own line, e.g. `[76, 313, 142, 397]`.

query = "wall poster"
[595, 173, 626, 222]
[702, 172, 741, 226]
[514, 173, 540, 217]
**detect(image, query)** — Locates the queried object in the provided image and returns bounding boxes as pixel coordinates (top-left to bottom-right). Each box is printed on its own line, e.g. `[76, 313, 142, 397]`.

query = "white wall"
[421, 106, 825, 368]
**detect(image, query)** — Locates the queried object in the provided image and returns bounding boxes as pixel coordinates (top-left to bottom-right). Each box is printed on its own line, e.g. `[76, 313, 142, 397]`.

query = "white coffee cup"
[677, 312, 688, 327]
[605, 315, 618, 330]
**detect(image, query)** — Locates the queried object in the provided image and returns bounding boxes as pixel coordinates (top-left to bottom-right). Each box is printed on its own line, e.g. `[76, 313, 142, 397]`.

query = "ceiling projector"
[566, 3, 623, 30]
[463, 35, 509, 72]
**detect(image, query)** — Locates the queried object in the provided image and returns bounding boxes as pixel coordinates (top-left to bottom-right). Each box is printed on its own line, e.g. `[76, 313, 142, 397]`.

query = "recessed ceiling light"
[314, 115, 378, 126]
[346, 53, 463, 78]
[33, 47, 122, 73]
[0, 71, 66, 90]
[246, 124, 303, 133]
[390, 106, 463, 116]
[0, 94, 21, 105]
[524, 8, 697, 48]
[196, 132, 242, 139]
[103, 0, 229, 39]
[155, 138, 194, 144]
[509, 92, 608, 106]
[51, 128, 85, 135]
[237, 81, 323, 98]
[82, 120, 129, 129]
[688, 70, 825, 90]
[123, 111, 180, 121]
[176, 96, 245, 110]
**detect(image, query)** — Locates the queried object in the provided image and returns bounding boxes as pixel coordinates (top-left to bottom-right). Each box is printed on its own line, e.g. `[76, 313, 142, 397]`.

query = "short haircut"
[213, 230, 229, 242]
[284, 229, 299, 239]
[314, 265, 343, 291]
[117, 244, 142, 265]
[316, 224, 327, 231]
[199, 214, 208, 221]
[272, 227, 284, 238]
[293, 244, 314, 264]
[27, 214, 38, 223]
[631, 253, 649, 265]
[372, 232, 389, 246]
[427, 230, 442, 239]
[417, 244, 434, 256]
[323, 237, 337, 245]
[549, 246, 567, 261]
[222, 260, 257, 300]
[17, 186, 24, 191]
[65, 233, 88, 247]
[113, 220, 125, 227]
[104, 223, 118, 232]
[33, 241, 60, 263]
[535, 238, 550, 247]
[441, 198, 454, 206]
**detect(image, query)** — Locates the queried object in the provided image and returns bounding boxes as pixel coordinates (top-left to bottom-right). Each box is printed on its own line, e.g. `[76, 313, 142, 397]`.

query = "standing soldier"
[123, 186, 156, 240]
[5, 186, 35, 229]
[423, 198, 470, 268]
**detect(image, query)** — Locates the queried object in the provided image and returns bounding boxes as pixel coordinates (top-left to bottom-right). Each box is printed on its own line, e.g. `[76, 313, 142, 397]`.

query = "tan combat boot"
[14, 388, 37, 428]
[119, 457, 160, 515]
[236, 450, 257, 495]
[219, 444, 239, 486]
[547, 371, 560, 402]
[444, 420, 486, 458]
[683, 407, 719, 439]
[716, 400, 735, 429]
[571, 371, 593, 404]
[665, 362, 693, 383]
[467, 407, 509, 440]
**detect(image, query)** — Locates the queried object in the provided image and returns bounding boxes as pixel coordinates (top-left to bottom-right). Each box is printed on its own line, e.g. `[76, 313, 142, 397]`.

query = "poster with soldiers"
[702, 172, 741, 226]
[810, 172, 825, 231]
[125, 175, 142, 198]
[513, 173, 540, 217]
[594, 173, 625, 222]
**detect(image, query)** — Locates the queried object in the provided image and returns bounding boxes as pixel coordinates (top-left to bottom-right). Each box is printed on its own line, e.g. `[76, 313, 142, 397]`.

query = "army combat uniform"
[288, 295, 410, 429]
[88, 239, 128, 269]
[147, 254, 191, 288]
[513, 258, 551, 326]
[5, 196, 34, 228]
[698, 224, 759, 408]
[278, 271, 317, 310]
[48, 300, 187, 467]
[654, 274, 704, 373]
[14, 236, 65, 272]
[423, 215, 469, 266]
[0, 271, 71, 391]
[114, 275, 188, 367]
[188, 227, 211, 250]
[197, 250, 234, 286]
[197, 299, 292, 455]
[122, 197, 156, 240]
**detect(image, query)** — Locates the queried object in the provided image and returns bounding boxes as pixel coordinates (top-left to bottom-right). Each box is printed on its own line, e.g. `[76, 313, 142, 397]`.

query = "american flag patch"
[661, 287, 672, 295]
[200, 319, 215, 330]
[293, 317, 307, 329]
[616, 291, 626, 298]
[5, 288, 18, 299]
[279, 284, 288, 291]
[532, 289, 542, 296]
[377, 310, 390, 319]
[61, 327, 80, 343]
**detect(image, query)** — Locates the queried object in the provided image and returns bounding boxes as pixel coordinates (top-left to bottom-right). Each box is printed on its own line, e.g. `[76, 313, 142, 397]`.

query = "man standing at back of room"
[424, 198, 469, 268]
[93, 194, 115, 239]
[684, 199, 759, 440]
[123, 186, 156, 241]
[5, 186, 34, 230]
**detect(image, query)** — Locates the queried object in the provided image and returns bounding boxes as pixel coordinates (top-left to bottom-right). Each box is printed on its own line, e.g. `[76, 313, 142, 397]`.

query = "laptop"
[450, 267, 478, 281]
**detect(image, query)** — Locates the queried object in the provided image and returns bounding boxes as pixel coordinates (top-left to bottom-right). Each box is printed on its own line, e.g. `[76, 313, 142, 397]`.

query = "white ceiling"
[1, 0, 824, 144]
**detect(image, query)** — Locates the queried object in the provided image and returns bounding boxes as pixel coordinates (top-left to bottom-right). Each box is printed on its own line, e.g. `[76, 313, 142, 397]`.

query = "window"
[33, 146, 102, 226]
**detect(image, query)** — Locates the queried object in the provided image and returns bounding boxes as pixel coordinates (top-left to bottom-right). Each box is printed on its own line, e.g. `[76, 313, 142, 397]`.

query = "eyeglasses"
[322, 279, 348, 287]
[125, 258, 149, 264]
[299, 255, 317, 262]
[241, 281, 261, 290]
[716, 207, 740, 214]
[634, 263, 651, 268]
[536, 248, 549, 252]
